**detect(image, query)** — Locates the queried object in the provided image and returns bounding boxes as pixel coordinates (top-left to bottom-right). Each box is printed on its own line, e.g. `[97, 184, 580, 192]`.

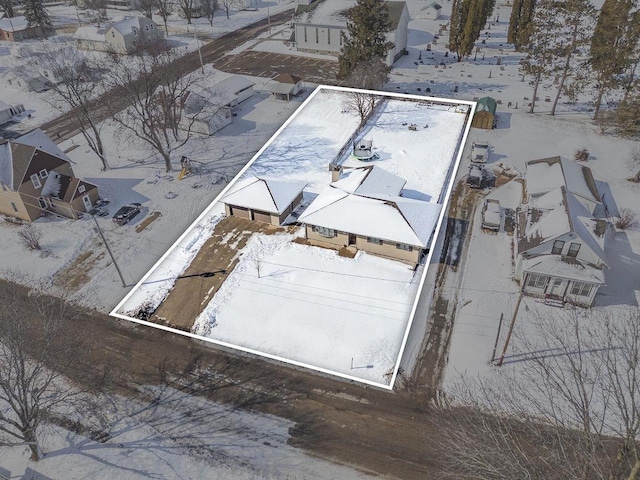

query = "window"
[39, 169, 48, 178]
[312, 225, 336, 237]
[526, 273, 548, 289]
[30, 174, 42, 189]
[551, 240, 565, 255]
[570, 281, 592, 297]
[567, 242, 581, 257]
[315, 28, 319, 44]
[367, 237, 383, 245]
[38, 197, 47, 209]
[327, 28, 330, 45]
[396, 243, 413, 252]
[304, 26, 307, 43]
[10, 202, 18, 212]
[78, 185, 86, 193]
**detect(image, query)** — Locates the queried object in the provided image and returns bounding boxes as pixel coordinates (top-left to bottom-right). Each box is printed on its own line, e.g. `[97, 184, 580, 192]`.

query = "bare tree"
[155, 0, 173, 34]
[614, 208, 637, 229]
[0, 280, 88, 460]
[341, 57, 390, 90]
[18, 224, 42, 250]
[85, 0, 108, 20]
[132, 0, 155, 18]
[30, 45, 110, 171]
[200, 0, 219, 26]
[178, 0, 196, 23]
[343, 92, 376, 126]
[436, 307, 640, 480]
[104, 46, 206, 172]
[220, 0, 237, 20]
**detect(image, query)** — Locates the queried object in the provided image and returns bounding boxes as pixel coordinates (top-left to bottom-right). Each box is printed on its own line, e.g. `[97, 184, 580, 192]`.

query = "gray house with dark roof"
[0, 129, 100, 221]
[293, 0, 409, 66]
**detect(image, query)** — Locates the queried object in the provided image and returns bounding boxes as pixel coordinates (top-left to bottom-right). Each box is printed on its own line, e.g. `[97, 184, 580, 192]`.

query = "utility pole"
[192, 23, 205, 74]
[496, 291, 523, 366]
[490, 313, 504, 363]
[93, 215, 127, 287]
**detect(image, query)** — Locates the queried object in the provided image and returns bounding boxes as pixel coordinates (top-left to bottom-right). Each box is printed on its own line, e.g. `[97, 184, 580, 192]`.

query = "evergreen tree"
[549, 0, 596, 115]
[23, 0, 52, 30]
[449, 0, 464, 53]
[338, 0, 392, 79]
[0, 0, 15, 18]
[508, 0, 536, 50]
[519, 0, 561, 113]
[457, 0, 484, 60]
[590, 0, 635, 119]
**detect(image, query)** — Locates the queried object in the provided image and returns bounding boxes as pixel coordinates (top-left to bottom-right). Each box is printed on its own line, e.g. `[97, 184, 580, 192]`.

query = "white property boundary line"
[110, 85, 477, 391]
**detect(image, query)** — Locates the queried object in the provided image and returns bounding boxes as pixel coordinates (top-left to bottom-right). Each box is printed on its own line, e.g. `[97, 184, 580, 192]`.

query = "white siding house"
[294, 0, 409, 66]
[0, 100, 25, 124]
[514, 187, 610, 307]
[74, 16, 164, 54]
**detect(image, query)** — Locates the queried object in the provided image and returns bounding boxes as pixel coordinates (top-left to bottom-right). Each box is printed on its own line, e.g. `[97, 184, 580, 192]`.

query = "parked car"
[112, 203, 141, 225]
[481, 198, 501, 231]
[471, 141, 490, 164]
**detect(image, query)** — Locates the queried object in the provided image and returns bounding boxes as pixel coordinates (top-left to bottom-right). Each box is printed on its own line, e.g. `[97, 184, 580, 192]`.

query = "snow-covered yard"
[113, 86, 473, 388]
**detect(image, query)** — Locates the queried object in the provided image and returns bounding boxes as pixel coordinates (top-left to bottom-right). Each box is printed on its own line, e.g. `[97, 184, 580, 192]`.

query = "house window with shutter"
[367, 237, 383, 245]
[551, 240, 565, 255]
[78, 185, 86, 193]
[396, 243, 413, 251]
[39, 169, 48, 178]
[312, 225, 336, 237]
[567, 242, 581, 257]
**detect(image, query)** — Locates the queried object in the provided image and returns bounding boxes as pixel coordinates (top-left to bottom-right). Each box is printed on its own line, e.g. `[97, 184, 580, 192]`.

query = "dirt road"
[40, 9, 297, 142]
[3, 278, 453, 479]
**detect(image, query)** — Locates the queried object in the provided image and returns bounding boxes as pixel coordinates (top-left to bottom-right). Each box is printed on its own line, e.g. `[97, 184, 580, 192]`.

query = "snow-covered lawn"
[191, 230, 421, 385]
[113, 86, 473, 388]
[443, 112, 640, 389]
[1, 386, 370, 480]
[0, 71, 307, 311]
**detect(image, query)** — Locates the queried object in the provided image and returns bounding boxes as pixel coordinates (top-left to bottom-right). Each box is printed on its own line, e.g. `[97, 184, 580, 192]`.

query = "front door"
[82, 194, 92, 211]
[548, 278, 564, 297]
[348, 233, 356, 245]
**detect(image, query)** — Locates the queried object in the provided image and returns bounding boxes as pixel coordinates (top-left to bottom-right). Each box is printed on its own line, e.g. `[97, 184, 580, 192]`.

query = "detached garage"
[221, 175, 308, 226]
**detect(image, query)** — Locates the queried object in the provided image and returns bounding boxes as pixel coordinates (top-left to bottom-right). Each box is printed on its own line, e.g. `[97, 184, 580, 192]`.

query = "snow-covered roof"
[187, 76, 255, 112]
[222, 176, 307, 214]
[426, 2, 442, 9]
[74, 25, 107, 42]
[300, 166, 439, 247]
[0, 100, 9, 110]
[14, 129, 70, 162]
[332, 166, 406, 197]
[299, 186, 441, 247]
[110, 16, 144, 35]
[523, 256, 605, 285]
[0, 141, 13, 188]
[526, 156, 600, 204]
[0, 16, 29, 32]
[214, 76, 255, 101]
[517, 187, 608, 266]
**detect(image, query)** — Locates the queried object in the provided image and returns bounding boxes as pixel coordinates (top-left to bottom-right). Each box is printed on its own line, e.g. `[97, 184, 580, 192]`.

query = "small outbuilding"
[222, 176, 307, 226]
[352, 139, 376, 160]
[420, 2, 442, 20]
[471, 96, 497, 129]
[0, 100, 25, 125]
[265, 73, 304, 101]
[0, 16, 45, 41]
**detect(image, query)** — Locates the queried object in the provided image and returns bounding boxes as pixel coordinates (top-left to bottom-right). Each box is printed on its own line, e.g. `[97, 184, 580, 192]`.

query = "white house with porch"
[515, 186, 610, 307]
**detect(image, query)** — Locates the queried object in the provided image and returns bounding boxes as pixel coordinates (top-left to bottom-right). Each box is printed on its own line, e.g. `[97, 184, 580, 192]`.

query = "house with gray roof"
[74, 16, 163, 54]
[0, 129, 100, 221]
[299, 165, 441, 266]
[0, 16, 45, 41]
[514, 185, 610, 307]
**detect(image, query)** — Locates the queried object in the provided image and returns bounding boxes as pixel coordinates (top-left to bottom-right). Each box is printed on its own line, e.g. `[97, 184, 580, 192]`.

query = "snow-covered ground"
[443, 112, 640, 389]
[0, 67, 308, 311]
[113, 86, 472, 388]
[1, 386, 373, 480]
